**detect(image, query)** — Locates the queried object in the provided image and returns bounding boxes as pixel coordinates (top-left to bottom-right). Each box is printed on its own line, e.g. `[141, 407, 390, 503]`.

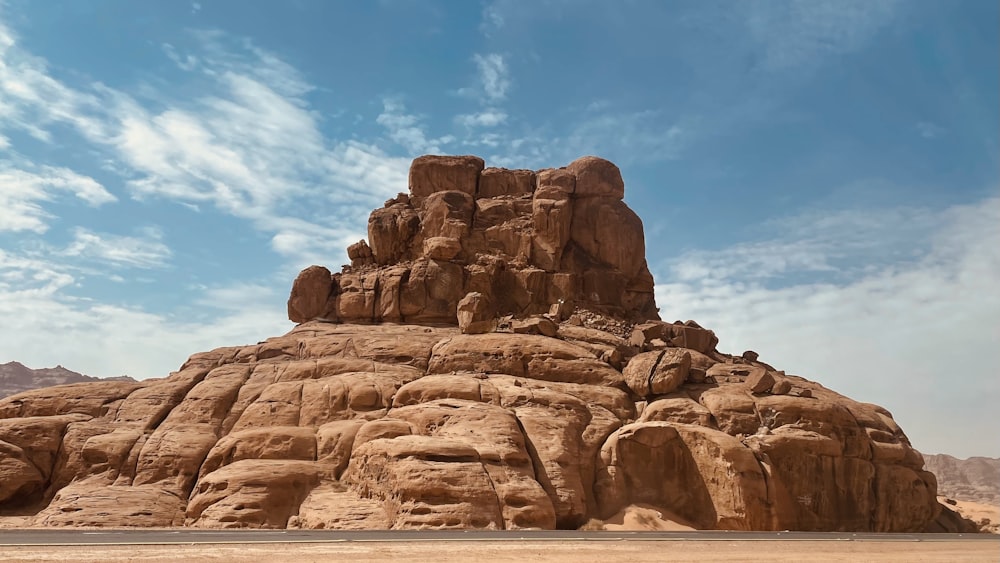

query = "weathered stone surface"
[288, 154, 662, 327]
[457, 292, 494, 335]
[478, 168, 536, 198]
[623, 350, 691, 397]
[33, 482, 185, 527]
[569, 197, 646, 279]
[287, 265, 334, 323]
[188, 460, 323, 528]
[0, 154, 944, 535]
[511, 316, 558, 337]
[368, 199, 420, 266]
[409, 155, 484, 198]
[566, 156, 624, 199]
[428, 333, 624, 387]
[746, 369, 776, 394]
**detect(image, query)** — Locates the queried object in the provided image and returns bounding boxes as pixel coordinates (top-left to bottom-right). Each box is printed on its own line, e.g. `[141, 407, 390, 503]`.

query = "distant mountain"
[924, 454, 1000, 506]
[0, 361, 136, 399]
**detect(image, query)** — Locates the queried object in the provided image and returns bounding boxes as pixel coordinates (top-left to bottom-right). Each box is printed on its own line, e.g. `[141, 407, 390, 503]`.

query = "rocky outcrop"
[0, 155, 945, 533]
[287, 155, 659, 326]
[0, 362, 135, 399]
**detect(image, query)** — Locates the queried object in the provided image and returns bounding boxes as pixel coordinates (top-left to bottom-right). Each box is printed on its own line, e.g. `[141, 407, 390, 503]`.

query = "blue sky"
[0, 0, 997, 458]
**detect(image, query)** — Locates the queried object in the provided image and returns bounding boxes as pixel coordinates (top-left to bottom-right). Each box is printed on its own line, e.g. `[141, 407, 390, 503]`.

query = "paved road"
[0, 529, 997, 545]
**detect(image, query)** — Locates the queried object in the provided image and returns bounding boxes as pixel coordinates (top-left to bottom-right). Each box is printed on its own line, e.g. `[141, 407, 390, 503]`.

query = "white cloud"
[742, 0, 901, 71]
[916, 121, 944, 139]
[2, 17, 415, 270]
[473, 53, 510, 103]
[0, 242, 290, 379]
[566, 112, 686, 163]
[0, 260, 289, 378]
[456, 109, 508, 128]
[481, 4, 505, 32]
[376, 98, 453, 155]
[654, 194, 1000, 458]
[60, 227, 172, 269]
[0, 161, 116, 233]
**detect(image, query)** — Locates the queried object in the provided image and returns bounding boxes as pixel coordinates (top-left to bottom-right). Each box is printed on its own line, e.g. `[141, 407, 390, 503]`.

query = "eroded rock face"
[287, 155, 659, 327]
[0, 155, 944, 533]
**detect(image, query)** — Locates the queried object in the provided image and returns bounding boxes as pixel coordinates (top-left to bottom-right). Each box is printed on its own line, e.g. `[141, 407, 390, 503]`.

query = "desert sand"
[1, 539, 998, 562]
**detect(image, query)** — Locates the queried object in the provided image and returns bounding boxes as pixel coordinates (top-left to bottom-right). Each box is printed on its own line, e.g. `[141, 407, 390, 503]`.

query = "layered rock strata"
[0, 155, 947, 533]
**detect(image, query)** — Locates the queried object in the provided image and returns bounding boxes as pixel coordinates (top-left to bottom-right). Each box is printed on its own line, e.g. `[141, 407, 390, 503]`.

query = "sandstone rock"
[639, 395, 715, 427]
[457, 292, 494, 335]
[623, 349, 691, 397]
[569, 197, 646, 279]
[629, 322, 718, 354]
[772, 379, 792, 395]
[478, 168, 536, 198]
[33, 482, 185, 527]
[288, 265, 334, 324]
[422, 236, 462, 260]
[188, 460, 323, 528]
[566, 156, 623, 199]
[746, 370, 776, 394]
[347, 240, 374, 268]
[288, 154, 662, 326]
[368, 201, 420, 266]
[511, 316, 558, 337]
[0, 154, 945, 536]
[428, 334, 624, 387]
[409, 155, 484, 198]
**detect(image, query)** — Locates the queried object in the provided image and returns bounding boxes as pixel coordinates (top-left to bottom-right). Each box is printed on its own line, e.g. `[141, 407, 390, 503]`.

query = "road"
[0, 529, 997, 546]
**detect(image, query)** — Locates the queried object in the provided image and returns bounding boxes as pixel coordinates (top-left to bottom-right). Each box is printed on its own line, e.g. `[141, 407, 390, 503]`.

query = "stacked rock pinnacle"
[0, 155, 954, 533]
[287, 155, 659, 328]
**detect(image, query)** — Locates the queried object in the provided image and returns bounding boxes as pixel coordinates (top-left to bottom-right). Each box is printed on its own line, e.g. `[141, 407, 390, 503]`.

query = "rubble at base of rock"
[0, 155, 955, 534]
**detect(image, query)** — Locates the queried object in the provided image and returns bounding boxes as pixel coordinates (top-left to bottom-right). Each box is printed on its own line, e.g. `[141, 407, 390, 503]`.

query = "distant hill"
[924, 454, 1000, 506]
[0, 361, 136, 399]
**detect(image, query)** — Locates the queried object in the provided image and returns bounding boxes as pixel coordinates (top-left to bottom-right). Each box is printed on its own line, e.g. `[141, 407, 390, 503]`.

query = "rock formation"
[0, 155, 951, 532]
[287, 155, 658, 326]
[0, 362, 135, 399]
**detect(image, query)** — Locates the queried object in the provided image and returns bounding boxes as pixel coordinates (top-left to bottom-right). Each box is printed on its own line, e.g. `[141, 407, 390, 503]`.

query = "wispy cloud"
[456, 109, 508, 128]
[376, 98, 454, 154]
[472, 53, 510, 103]
[60, 227, 172, 269]
[0, 249, 288, 378]
[916, 121, 944, 140]
[0, 160, 116, 233]
[0, 18, 411, 270]
[741, 0, 901, 71]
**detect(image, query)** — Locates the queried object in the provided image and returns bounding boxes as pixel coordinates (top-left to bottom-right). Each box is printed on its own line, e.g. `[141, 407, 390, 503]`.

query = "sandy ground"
[942, 496, 1000, 533]
[1, 540, 998, 562]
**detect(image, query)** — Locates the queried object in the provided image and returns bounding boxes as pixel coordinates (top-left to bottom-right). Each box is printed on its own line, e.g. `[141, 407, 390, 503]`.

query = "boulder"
[623, 350, 691, 397]
[457, 292, 494, 335]
[566, 156, 624, 199]
[288, 265, 334, 324]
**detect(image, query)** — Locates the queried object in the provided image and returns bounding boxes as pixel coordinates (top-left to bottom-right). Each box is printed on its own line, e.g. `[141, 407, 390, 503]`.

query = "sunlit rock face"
[0, 155, 942, 533]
